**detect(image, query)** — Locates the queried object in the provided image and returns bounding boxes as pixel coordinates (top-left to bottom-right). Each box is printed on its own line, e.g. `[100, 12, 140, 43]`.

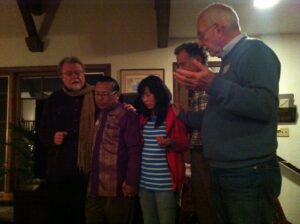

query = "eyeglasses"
[95, 91, 117, 97]
[62, 70, 84, 77]
[197, 24, 216, 40]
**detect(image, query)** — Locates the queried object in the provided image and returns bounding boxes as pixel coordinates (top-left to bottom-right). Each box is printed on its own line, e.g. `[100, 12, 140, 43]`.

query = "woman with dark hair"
[136, 75, 189, 224]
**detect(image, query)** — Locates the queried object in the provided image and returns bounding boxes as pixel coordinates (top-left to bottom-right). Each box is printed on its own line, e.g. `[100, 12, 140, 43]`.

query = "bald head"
[198, 3, 241, 32]
[196, 3, 242, 57]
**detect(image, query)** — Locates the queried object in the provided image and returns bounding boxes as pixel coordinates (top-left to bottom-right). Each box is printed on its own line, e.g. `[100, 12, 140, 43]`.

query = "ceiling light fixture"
[253, 0, 280, 9]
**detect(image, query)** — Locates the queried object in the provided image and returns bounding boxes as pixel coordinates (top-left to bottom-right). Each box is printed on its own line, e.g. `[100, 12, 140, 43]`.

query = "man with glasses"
[38, 56, 95, 224]
[174, 3, 281, 224]
[85, 76, 141, 224]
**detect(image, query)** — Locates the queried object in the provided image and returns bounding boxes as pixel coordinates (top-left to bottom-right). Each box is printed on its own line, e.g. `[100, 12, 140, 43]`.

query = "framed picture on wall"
[278, 93, 297, 123]
[279, 94, 294, 108]
[120, 69, 164, 93]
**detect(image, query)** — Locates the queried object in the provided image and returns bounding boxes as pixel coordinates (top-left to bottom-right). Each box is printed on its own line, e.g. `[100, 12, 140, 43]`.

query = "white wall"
[0, 1, 299, 222]
[261, 34, 300, 224]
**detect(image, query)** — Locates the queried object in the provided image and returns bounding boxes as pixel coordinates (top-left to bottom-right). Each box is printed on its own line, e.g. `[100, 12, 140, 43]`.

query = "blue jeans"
[210, 156, 282, 224]
[139, 188, 176, 224]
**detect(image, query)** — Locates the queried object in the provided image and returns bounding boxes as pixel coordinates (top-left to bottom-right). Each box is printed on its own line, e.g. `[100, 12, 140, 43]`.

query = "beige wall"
[0, 1, 299, 223]
[261, 34, 300, 224]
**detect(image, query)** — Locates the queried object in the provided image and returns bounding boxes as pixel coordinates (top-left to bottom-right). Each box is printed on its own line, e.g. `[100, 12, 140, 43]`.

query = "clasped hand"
[174, 59, 215, 91]
[122, 181, 137, 197]
[156, 136, 172, 148]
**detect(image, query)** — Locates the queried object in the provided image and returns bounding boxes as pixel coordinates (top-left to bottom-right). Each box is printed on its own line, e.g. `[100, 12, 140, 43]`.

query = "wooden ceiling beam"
[155, 0, 170, 48]
[16, 0, 43, 52]
[27, 0, 45, 15]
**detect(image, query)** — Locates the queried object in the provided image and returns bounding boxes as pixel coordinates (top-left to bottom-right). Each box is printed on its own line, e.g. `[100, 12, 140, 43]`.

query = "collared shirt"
[89, 103, 141, 197]
[190, 90, 208, 146]
[221, 33, 246, 58]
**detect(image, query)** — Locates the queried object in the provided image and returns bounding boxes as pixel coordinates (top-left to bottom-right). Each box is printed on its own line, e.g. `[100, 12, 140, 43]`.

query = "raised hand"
[174, 59, 215, 91]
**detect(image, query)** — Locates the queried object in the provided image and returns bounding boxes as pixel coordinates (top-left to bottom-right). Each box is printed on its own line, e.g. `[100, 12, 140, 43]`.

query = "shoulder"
[116, 104, 139, 119]
[236, 37, 279, 64]
[43, 89, 64, 104]
[125, 108, 139, 119]
[47, 89, 64, 100]
[166, 105, 177, 124]
[167, 105, 175, 117]
[118, 106, 140, 129]
[240, 37, 273, 54]
[138, 114, 148, 126]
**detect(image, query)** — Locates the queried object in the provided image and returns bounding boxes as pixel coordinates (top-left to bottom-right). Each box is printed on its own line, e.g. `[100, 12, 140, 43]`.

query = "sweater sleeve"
[207, 40, 280, 122]
[178, 110, 204, 129]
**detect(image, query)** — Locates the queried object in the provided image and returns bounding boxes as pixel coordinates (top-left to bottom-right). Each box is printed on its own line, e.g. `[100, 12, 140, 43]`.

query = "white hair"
[199, 3, 241, 31]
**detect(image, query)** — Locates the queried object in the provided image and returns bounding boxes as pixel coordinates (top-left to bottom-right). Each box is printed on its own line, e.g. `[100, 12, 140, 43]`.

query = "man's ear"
[116, 91, 121, 99]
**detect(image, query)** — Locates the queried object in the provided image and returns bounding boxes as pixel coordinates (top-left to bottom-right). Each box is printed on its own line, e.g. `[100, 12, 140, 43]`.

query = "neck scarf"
[63, 84, 95, 173]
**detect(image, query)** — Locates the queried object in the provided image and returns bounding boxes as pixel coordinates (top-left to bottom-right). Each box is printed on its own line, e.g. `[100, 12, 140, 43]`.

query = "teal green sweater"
[179, 36, 281, 168]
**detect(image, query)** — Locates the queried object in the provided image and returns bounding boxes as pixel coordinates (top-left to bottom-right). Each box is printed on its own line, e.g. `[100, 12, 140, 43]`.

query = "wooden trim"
[0, 192, 13, 205]
[278, 156, 300, 176]
[172, 62, 189, 110]
[0, 66, 56, 73]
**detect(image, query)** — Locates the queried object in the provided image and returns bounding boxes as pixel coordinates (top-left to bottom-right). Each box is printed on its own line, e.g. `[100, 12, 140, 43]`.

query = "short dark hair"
[174, 43, 208, 65]
[57, 56, 85, 74]
[95, 75, 120, 92]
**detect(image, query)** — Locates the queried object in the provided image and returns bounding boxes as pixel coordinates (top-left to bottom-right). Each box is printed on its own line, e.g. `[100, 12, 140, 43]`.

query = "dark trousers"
[190, 147, 217, 224]
[211, 156, 282, 224]
[46, 175, 88, 224]
[85, 194, 141, 224]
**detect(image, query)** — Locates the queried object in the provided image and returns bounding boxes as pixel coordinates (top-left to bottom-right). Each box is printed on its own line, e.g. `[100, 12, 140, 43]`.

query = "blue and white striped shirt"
[139, 116, 173, 191]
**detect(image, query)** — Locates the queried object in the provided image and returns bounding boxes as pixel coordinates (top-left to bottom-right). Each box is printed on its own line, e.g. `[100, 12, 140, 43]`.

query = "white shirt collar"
[221, 33, 246, 58]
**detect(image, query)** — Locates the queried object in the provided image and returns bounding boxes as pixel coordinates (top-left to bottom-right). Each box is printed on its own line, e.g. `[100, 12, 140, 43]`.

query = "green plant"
[5, 121, 36, 189]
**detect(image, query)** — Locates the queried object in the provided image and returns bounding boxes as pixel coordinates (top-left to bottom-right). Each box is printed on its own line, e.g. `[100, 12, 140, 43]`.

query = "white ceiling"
[169, 0, 300, 38]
